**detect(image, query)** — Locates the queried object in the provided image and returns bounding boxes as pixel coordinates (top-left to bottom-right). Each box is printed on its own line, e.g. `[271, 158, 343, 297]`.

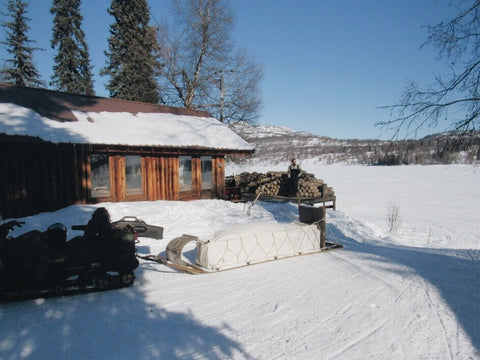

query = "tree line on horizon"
[231, 126, 480, 166]
[0, 0, 263, 124]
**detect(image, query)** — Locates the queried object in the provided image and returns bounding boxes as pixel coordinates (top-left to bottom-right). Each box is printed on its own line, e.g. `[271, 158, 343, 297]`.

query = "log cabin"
[0, 83, 254, 218]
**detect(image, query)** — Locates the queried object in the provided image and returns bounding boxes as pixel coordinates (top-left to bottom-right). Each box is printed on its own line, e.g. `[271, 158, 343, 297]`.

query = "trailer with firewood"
[225, 171, 336, 209]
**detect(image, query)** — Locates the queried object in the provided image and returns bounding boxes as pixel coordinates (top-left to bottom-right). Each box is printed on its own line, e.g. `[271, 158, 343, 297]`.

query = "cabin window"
[179, 156, 192, 191]
[125, 155, 143, 196]
[201, 156, 213, 190]
[91, 154, 111, 198]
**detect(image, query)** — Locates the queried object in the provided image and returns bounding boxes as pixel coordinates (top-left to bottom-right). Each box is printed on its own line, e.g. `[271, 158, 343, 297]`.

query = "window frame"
[125, 155, 144, 197]
[200, 156, 213, 190]
[179, 155, 193, 192]
[90, 154, 113, 199]
[89, 154, 147, 202]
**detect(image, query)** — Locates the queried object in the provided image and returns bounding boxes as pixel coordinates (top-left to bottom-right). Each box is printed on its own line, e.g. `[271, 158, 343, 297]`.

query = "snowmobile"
[0, 207, 139, 300]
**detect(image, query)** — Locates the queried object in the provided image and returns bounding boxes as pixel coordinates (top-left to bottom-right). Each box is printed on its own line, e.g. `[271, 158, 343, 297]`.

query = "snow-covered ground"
[1, 164, 479, 360]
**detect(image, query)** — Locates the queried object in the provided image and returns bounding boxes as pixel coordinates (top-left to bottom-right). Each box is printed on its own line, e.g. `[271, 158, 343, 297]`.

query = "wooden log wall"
[0, 142, 89, 218]
[144, 156, 178, 201]
[1, 141, 228, 219]
[213, 157, 225, 198]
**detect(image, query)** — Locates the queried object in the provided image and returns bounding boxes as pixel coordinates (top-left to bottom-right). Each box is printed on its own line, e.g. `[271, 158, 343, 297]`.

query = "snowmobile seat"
[84, 207, 113, 243]
[47, 223, 67, 248]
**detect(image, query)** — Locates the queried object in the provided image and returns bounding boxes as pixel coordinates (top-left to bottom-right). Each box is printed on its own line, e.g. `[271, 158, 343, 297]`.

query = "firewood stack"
[232, 171, 335, 198]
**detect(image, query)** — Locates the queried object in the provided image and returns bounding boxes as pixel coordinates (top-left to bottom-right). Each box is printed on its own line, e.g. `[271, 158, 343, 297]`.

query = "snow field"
[0, 164, 479, 359]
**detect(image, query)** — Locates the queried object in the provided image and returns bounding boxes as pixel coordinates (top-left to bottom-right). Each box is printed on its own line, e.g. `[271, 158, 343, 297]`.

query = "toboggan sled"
[141, 219, 342, 274]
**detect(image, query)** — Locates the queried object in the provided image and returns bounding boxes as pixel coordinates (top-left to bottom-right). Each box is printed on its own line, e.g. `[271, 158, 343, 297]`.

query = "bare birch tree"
[156, 0, 262, 123]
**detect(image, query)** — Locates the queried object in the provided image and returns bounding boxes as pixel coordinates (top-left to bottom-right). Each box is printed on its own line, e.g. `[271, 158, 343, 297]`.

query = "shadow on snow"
[0, 205, 252, 360]
[0, 279, 251, 360]
[327, 218, 480, 354]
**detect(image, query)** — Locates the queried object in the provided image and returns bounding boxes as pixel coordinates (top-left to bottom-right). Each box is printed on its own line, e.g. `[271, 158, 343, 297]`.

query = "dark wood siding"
[0, 141, 90, 218]
[1, 140, 233, 219]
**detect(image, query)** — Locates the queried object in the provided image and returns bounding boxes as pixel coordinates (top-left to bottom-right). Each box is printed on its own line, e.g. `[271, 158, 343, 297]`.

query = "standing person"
[287, 159, 302, 196]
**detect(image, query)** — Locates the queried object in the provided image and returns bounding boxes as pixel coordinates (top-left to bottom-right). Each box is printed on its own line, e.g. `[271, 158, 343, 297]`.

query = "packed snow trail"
[327, 210, 480, 359]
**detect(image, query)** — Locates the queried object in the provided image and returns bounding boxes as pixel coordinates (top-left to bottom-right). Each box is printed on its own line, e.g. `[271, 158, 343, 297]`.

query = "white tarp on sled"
[196, 221, 322, 271]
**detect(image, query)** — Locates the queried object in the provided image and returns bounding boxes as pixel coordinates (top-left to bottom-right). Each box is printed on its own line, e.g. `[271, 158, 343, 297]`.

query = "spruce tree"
[101, 0, 159, 103]
[1, 0, 43, 87]
[50, 0, 94, 95]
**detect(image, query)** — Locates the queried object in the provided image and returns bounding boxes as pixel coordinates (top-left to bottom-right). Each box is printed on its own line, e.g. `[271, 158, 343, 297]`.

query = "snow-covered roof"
[0, 84, 254, 152]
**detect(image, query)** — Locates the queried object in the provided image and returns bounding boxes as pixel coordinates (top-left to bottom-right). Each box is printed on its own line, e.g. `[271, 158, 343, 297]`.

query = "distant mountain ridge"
[228, 122, 480, 165]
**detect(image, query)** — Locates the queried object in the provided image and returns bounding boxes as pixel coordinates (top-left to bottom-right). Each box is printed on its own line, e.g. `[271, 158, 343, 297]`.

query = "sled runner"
[138, 254, 205, 274]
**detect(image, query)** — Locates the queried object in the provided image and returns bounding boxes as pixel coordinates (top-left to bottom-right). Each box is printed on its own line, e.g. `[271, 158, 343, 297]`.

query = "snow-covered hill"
[229, 121, 298, 138]
[1, 164, 479, 359]
[229, 121, 480, 166]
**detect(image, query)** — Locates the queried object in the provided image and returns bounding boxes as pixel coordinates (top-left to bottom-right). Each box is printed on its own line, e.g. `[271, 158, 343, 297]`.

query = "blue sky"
[0, 0, 459, 139]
